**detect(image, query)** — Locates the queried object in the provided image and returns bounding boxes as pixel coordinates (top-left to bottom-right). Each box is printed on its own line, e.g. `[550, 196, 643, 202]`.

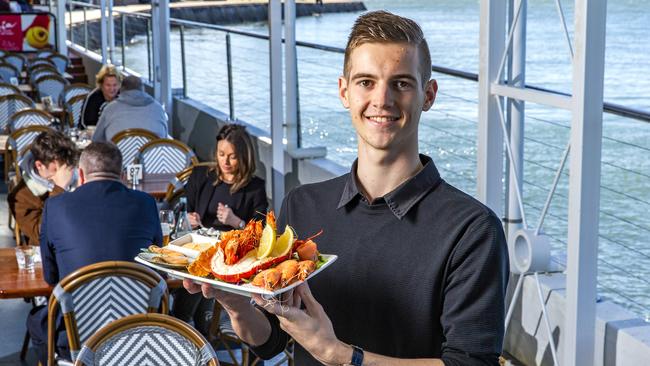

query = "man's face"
[338, 42, 437, 153]
[101, 76, 120, 101]
[34, 160, 63, 180]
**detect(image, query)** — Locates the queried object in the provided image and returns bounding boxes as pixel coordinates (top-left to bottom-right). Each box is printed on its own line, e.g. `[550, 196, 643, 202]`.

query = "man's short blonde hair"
[343, 11, 432, 86]
[95, 64, 123, 87]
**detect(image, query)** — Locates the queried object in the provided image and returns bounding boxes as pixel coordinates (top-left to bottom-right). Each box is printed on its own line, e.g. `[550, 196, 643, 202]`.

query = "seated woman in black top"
[172, 124, 268, 336]
[80, 65, 121, 128]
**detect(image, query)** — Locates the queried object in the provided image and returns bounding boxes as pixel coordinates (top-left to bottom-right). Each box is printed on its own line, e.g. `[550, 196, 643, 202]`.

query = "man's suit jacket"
[40, 180, 162, 285]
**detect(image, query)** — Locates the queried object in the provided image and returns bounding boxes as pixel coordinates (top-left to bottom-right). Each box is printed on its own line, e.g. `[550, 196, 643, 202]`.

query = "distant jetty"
[69, 0, 366, 51]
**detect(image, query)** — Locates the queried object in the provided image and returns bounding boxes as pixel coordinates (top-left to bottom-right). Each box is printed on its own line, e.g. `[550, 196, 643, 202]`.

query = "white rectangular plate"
[135, 254, 338, 297]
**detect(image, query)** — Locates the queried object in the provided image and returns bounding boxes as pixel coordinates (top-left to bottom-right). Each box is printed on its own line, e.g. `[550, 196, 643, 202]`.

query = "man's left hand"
[252, 283, 352, 366]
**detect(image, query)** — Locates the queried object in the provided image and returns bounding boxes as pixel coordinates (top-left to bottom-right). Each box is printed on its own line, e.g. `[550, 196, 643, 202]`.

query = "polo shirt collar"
[337, 154, 442, 219]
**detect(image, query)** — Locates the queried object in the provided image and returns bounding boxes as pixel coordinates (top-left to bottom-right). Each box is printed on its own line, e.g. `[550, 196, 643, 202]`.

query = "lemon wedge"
[271, 225, 295, 257]
[257, 223, 276, 259]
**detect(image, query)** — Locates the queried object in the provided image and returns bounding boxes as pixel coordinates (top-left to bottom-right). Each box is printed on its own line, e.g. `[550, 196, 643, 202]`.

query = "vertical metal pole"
[564, 0, 607, 364]
[107, 0, 115, 63]
[284, 0, 299, 152]
[99, 0, 108, 63]
[506, 0, 526, 251]
[269, 0, 284, 214]
[180, 25, 187, 98]
[477, 0, 506, 217]
[152, 0, 172, 117]
[68, 5, 73, 45]
[226, 33, 235, 121]
[56, 0, 67, 55]
[146, 19, 152, 82]
[83, 7, 88, 50]
[121, 15, 126, 69]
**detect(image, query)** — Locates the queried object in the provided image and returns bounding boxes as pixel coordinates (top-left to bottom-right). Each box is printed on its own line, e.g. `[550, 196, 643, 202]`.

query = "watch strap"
[349, 345, 364, 366]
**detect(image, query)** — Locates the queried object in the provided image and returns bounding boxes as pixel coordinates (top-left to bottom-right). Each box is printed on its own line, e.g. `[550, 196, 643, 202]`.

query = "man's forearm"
[223, 303, 272, 346]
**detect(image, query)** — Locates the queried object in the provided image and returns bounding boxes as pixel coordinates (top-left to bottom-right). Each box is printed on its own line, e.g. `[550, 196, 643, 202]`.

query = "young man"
[8, 130, 78, 245]
[185, 11, 509, 365]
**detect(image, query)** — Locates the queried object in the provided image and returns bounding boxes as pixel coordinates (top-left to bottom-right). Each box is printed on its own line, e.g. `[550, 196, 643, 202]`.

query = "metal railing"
[64, 3, 650, 317]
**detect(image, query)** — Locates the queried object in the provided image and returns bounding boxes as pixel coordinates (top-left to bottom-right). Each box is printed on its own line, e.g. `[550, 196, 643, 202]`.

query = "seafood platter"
[135, 212, 337, 297]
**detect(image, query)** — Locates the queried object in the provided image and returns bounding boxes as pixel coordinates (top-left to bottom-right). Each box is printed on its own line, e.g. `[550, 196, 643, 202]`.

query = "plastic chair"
[62, 83, 92, 104]
[74, 313, 218, 366]
[34, 74, 68, 106]
[0, 94, 35, 132]
[111, 128, 160, 169]
[8, 109, 53, 132]
[65, 94, 88, 128]
[136, 138, 198, 175]
[48, 261, 170, 365]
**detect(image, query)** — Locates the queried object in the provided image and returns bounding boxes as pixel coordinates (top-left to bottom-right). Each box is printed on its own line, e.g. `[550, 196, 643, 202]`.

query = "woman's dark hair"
[211, 124, 256, 193]
[30, 130, 79, 167]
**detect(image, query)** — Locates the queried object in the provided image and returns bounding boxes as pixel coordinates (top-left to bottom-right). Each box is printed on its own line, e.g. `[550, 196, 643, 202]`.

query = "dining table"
[125, 172, 176, 200]
[0, 247, 52, 299]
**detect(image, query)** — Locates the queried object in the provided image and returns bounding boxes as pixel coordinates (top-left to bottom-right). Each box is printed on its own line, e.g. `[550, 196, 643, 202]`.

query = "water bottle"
[174, 197, 192, 239]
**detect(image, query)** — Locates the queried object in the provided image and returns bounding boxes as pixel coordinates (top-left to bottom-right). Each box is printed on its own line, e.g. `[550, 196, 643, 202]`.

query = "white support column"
[107, 0, 115, 64]
[99, 0, 108, 63]
[269, 0, 285, 214]
[151, 0, 172, 117]
[285, 0, 299, 152]
[56, 0, 67, 55]
[506, 0, 526, 243]
[477, 0, 505, 218]
[564, 0, 607, 364]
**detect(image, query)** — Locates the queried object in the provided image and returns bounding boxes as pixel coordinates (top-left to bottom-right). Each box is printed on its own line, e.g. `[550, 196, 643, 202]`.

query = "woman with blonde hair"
[80, 64, 122, 127]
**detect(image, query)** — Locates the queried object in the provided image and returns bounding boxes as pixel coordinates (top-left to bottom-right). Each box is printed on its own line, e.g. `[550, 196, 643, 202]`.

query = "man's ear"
[78, 167, 86, 186]
[338, 76, 350, 109]
[422, 79, 438, 111]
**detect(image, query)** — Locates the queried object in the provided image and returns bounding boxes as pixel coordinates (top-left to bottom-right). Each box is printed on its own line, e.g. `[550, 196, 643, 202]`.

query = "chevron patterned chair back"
[75, 313, 218, 366]
[65, 94, 88, 128]
[111, 129, 161, 169]
[28, 58, 56, 71]
[0, 82, 21, 97]
[164, 162, 217, 206]
[63, 84, 93, 104]
[0, 94, 35, 132]
[48, 54, 70, 74]
[0, 62, 19, 83]
[48, 261, 170, 365]
[4, 53, 26, 72]
[36, 50, 55, 59]
[137, 138, 199, 175]
[34, 74, 68, 106]
[8, 109, 53, 132]
[4, 125, 51, 184]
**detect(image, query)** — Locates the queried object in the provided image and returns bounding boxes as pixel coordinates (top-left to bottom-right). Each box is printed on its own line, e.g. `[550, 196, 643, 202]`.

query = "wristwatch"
[238, 220, 246, 229]
[343, 345, 364, 366]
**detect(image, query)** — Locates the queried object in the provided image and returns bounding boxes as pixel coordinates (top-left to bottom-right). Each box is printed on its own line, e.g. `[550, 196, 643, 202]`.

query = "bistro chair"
[62, 83, 92, 104]
[136, 138, 198, 175]
[0, 82, 22, 96]
[4, 125, 51, 182]
[29, 64, 59, 83]
[111, 128, 160, 169]
[8, 108, 54, 132]
[28, 57, 56, 70]
[34, 74, 69, 106]
[48, 53, 70, 74]
[0, 94, 35, 132]
[164, 162, 217, 206]
[3, 53, 27, 73]
[48, 261, 170, 365]
[36, 50, 56, 59]
[74, 313, 218, 366]
[0, 62, 19, 84]
[65, 94, 88, 128]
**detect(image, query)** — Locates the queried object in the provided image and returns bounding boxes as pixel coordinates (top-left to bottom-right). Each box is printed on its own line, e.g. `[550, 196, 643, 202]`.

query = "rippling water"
[116, 0, 650, 316]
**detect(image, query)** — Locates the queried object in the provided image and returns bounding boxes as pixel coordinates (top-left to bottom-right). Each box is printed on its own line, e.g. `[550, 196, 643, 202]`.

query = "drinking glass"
[15, 246, 36, 272]
[159, 210, 175, 246]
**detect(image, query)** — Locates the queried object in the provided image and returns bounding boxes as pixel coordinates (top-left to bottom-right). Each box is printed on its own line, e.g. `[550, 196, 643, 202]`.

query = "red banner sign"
[0, 13, 56, 52]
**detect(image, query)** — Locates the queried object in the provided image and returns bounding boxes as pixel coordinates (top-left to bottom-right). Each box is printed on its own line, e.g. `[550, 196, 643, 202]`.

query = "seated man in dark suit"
[27, 142, 163, 364]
